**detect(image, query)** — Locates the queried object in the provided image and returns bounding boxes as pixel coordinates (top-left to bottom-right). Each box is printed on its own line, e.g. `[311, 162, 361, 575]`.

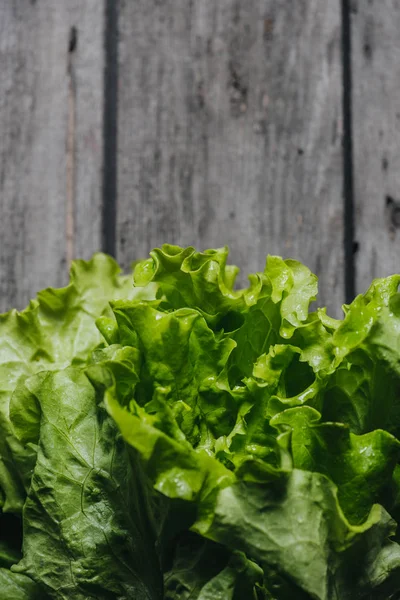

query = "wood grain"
[117, 0, 344, 314]
[0, 1, 104, 312]
[351, 0, 400, 294]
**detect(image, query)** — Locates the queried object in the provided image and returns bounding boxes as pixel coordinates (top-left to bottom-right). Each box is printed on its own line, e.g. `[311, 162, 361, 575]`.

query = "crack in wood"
[66, 26, 77, 269]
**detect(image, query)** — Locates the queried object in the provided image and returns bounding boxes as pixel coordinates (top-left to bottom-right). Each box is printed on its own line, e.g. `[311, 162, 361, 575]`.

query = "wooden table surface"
[0, 0, 399, 317]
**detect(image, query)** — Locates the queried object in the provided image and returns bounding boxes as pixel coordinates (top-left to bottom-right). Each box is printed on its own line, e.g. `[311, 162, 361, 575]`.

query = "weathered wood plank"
[351, 0, 400, 293]
[0, 1, 104, 312]
[117, 0, 344, 314]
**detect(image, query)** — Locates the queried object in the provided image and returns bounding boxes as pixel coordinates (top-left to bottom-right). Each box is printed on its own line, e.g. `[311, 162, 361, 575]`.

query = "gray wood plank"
[117, 0, 344, 315]
[351, 0, 400, 294]
[0, 1, 104, 312]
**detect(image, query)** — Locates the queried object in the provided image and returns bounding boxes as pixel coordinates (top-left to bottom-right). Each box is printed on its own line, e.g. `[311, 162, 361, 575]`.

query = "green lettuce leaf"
[163, 532, 266, 599]
[271, 406, 400, 523]
[0, 254, 156, 513]
[2, 245, 400, 599]
[99, 247, 400, 599]
[10, 368, 162, 599]
[320, 276, 400, 438]
[133, 245, 247, 326]
[0, 568, 45, 600]
[203, 471, 400, 600]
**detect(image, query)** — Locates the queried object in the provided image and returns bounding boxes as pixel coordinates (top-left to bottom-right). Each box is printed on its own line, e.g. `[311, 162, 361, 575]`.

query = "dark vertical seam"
[66, 27, 77, 269]
[341, 0, 356, 303]
[102, 0, 119, 256]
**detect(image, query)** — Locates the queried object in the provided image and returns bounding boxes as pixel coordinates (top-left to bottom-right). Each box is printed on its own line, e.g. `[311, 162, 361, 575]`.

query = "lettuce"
[1, 245, 400, 599]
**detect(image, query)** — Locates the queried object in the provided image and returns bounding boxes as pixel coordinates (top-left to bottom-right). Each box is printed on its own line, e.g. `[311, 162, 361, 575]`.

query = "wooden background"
[0, 0, 399, 317]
